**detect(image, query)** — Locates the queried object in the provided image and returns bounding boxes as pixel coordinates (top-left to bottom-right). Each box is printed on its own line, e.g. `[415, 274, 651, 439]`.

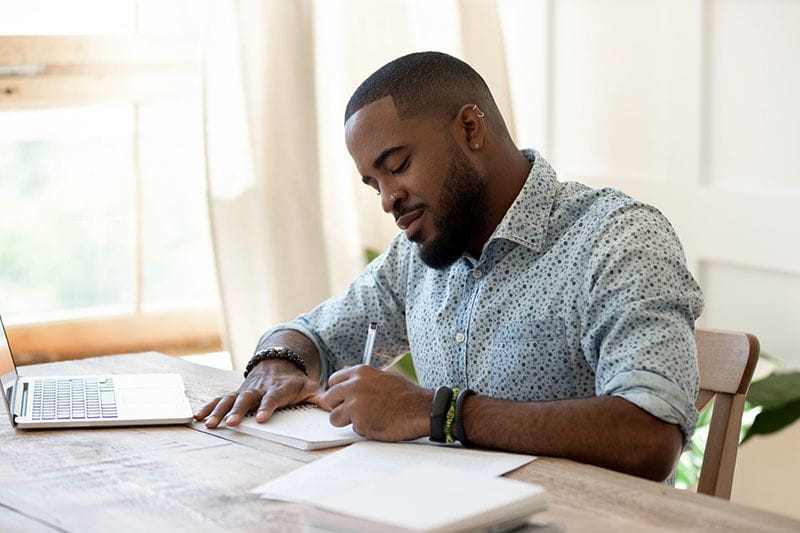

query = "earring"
[473, 144, 480, 149]
[471, 104, 485, 118]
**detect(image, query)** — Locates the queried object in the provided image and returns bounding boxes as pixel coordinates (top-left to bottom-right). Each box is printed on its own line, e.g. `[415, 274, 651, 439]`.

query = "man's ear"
[453, 104, 487, 151]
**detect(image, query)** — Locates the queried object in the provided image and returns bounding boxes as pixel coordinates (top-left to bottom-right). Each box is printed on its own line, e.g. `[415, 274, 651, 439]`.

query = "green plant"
[676, 357, 800, 489]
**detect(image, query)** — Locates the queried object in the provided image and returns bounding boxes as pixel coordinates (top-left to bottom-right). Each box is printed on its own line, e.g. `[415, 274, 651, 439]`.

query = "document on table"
[319, 462, 546, 532]
[252, 440, 536, 505]
[253, 441, 542, 532]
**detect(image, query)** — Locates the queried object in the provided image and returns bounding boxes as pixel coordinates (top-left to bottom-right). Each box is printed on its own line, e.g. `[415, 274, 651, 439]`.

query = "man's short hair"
[344, 51, 506, 134]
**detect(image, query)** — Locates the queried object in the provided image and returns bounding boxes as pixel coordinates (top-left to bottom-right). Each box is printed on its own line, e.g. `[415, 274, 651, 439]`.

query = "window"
[0, 1, 220, 362]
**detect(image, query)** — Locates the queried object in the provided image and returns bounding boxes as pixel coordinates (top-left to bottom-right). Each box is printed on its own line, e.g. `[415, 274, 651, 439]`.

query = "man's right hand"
[193, 359, 330, 428]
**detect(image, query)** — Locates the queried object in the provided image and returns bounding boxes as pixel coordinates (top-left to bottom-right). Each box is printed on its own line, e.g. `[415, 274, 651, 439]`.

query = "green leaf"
[742, 398, 800, 443]
[392, 353, 417, 383]
[364, 248, 381, 265]
[746, 371, 800, 410]
[696, 401, 714, 427]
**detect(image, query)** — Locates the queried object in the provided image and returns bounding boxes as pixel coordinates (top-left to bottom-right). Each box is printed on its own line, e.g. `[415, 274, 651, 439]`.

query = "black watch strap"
[455, 388, 476, 447]
[429, 386, 453, 443]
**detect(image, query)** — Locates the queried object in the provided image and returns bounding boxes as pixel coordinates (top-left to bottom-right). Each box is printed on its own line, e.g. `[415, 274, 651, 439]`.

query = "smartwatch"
[429, 386, 453, 443]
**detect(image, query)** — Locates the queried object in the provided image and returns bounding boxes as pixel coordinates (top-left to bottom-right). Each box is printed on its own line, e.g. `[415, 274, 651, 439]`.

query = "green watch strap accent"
[444, 387, 461, 444]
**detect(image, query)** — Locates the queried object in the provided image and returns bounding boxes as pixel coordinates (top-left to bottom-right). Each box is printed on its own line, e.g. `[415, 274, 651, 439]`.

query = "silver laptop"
[0, 314, 193, 429]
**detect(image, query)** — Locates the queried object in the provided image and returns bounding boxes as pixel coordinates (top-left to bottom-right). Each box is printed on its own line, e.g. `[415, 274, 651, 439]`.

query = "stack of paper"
[253, 441, 546, 532]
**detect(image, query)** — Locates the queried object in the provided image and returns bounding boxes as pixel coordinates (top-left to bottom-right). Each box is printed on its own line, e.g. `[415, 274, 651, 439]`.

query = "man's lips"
[395, 208, 424, 231]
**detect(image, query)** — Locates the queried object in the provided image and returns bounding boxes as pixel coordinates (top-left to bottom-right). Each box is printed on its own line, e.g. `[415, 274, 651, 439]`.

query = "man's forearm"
[256, 330, 323, 383]
[457, 395, 683, 481]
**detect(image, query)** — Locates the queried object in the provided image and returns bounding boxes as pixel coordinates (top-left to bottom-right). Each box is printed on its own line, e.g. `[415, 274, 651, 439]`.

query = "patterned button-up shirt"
[262, 149, 704, 442]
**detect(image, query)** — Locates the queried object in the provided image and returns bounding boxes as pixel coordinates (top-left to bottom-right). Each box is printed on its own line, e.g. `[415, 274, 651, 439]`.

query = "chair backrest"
[694, 328, 760, 499]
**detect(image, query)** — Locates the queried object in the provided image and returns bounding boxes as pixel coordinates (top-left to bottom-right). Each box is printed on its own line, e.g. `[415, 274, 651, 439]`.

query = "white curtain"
[205, 0, 526, 369]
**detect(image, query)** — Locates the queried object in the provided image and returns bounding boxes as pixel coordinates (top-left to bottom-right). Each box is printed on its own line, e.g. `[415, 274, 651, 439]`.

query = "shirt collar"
[487, 148, 558, 253]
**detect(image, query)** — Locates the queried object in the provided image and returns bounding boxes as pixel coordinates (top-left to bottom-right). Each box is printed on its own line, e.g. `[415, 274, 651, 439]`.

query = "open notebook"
[223, 404, 365, 450]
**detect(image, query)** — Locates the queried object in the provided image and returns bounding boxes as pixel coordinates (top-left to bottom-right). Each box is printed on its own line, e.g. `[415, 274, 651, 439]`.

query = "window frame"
[0, 35, 222, 361]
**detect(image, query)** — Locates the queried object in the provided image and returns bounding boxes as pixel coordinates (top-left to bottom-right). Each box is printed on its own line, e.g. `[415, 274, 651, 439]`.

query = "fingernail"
[206, 416, 217, 427]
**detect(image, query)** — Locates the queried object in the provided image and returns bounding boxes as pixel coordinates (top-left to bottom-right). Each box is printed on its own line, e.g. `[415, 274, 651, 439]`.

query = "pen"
[362, 322, 378, 366]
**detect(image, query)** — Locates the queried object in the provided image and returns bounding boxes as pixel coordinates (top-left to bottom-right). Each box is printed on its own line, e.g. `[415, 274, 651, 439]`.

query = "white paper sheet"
[252, 440, 536, 505]
[319, 463, 547, 532]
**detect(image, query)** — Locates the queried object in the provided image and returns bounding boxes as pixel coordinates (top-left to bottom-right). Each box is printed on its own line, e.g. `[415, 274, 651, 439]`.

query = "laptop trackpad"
[122, 387, 185, 405]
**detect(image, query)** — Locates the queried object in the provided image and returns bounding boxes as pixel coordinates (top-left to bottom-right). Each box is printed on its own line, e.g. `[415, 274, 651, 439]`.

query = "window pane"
[0, 106, 137, 323]
[0, 0, 210, 36]
[0, 1, 136, 35]
[139, 101, 218, 310]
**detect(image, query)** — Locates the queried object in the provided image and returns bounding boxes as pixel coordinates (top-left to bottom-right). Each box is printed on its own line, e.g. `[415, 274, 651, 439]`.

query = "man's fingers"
[205, 394, 237, 428]
[327, 366, 357, 387]
[255, 394, 281, 423]
[194, 397, 220, 420]
[307, 390, 332, 411]
[328, 403, 353, 428]
[322, 382, 348, 410]
[225, 389, 263, 426]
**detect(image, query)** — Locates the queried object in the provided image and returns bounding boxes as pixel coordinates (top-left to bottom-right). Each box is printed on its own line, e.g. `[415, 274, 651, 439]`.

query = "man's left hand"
[323, 365, 433, 441]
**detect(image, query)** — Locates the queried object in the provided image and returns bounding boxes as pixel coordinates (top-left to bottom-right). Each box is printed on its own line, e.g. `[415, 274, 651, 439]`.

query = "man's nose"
[381, 187, 406, 214]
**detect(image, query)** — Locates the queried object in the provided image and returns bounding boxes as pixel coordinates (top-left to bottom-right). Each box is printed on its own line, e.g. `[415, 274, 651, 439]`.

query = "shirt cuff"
[256, 322, 333, 388]
[601, 368, 698, 447]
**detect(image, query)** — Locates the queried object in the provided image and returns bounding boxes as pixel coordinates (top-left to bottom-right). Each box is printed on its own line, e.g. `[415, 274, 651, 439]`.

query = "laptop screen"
[0, 315, 19, 417]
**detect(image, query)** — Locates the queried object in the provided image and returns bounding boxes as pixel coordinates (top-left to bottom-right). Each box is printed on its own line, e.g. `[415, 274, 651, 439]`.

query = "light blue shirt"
[261, 149, 703, 443]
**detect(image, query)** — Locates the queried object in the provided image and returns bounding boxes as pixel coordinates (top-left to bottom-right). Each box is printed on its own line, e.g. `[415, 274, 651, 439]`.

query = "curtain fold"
[205, 0, 516, 369]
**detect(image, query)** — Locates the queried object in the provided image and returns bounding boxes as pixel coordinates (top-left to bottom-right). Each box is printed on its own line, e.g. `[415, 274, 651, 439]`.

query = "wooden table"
[1, 353, 797, 532]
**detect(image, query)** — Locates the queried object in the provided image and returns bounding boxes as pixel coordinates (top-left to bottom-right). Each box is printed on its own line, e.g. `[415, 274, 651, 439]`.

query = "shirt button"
[472, 269, 483, 279]
[455, 332, 466, 343]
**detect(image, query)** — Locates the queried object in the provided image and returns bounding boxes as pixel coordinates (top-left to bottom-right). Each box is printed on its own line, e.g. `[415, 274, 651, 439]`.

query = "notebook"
[222, 403, 365, 450]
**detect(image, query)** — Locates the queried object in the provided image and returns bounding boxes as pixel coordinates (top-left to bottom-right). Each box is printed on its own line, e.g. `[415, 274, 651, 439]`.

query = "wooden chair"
[694, 328, 760, 499]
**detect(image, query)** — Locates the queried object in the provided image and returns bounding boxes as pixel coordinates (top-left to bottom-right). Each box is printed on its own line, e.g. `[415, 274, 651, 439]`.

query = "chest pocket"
[488, 318, 571, 401]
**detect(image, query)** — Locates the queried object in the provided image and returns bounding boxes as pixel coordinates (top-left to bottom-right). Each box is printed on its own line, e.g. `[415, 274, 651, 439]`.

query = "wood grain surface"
[1, 353, 797, 532]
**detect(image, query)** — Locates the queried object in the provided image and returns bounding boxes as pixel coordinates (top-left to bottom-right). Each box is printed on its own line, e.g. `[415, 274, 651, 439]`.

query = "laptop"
[0, 314, 193, 429]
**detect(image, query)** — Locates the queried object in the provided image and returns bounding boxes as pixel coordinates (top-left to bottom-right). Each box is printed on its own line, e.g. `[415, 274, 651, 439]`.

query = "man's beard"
[415, 144, 486, 269]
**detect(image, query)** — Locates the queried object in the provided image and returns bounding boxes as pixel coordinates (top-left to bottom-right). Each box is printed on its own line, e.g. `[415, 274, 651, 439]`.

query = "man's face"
[345, 97, 486, 269]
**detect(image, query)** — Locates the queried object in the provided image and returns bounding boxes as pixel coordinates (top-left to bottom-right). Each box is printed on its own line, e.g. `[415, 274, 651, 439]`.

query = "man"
[196, 52, 703, 482]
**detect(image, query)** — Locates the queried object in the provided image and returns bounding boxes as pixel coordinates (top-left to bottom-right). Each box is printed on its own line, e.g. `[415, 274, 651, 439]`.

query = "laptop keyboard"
[31, 377, 118, 421]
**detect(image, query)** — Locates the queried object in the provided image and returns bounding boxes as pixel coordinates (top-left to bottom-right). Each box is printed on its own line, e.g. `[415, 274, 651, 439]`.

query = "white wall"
[498, 0, 800, 517]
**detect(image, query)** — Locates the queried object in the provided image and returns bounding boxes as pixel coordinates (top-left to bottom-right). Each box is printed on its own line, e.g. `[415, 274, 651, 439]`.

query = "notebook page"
[253, 440, 535, 505]
[233, 404, 362, 445]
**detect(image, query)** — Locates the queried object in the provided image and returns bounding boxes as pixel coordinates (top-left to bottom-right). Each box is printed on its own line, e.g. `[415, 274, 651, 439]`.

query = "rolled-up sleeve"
[257, 234, 412, 386]
[580, 203, 704, 443]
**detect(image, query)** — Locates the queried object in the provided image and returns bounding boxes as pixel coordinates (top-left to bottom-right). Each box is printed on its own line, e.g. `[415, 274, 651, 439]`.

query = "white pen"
[362, 322, 378, 366]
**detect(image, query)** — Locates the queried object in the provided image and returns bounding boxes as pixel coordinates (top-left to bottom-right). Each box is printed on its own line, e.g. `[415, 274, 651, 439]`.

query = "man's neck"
[467, 144, 532, 258]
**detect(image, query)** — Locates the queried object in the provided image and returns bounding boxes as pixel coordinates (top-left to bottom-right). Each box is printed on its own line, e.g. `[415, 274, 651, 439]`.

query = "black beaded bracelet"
[243, 347, 307, 378]
[455, 388, 475, 447]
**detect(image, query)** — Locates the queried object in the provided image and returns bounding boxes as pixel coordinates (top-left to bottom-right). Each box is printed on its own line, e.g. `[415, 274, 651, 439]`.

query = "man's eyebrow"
[372, 145, 407, 170]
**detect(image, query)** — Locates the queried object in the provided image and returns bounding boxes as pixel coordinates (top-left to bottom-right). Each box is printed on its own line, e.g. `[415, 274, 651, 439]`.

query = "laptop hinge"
[11, 379, 25, 423]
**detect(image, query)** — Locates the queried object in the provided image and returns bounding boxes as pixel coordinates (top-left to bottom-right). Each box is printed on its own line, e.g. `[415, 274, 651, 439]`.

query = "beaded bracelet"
[243, 346, 307, 378]
[444, 387, 461, 444]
